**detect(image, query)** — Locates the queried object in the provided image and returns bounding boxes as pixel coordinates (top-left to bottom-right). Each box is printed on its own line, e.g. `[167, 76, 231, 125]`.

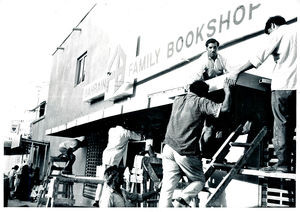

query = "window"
[39, 101, 46, 117]
[75, 52, 87, 85]
[30, 101, 46, 121]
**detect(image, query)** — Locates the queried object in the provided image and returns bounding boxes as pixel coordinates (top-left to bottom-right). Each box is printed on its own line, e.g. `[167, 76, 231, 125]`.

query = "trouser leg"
[174, 154, 205, 204]
[159, 145, 182, 207]
[271, 90, 296, 167]
[181, 181, 205, 204]
[64, 154, 76, 173]
[95, 165, 108, 201]
[94, 184, 103, 201]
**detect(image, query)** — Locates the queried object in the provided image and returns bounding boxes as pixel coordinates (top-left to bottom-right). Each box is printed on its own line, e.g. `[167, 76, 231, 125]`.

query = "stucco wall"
[31, 117, 46, 141]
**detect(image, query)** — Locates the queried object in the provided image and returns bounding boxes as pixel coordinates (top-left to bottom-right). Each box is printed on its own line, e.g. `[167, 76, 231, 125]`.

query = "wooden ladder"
[44, 176, 75, 207]
[128, 155, 162, 207]
[37, 156, 74, 207]
[203, 124, 268, 207]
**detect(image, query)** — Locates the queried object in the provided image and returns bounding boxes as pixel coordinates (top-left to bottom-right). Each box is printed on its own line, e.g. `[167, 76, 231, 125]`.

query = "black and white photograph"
[1, 0, 298, 208]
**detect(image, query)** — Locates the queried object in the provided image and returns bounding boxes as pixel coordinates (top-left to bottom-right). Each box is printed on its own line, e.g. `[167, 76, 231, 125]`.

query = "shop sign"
[10, 121, 22, 148]
[104, 45, 133, 101]
[126, 2, 262, 82]
[84, 1, 297, 102]
[83, 77, 107, 102]
[11, 123, 20, 134]
[83, 45, 134, 102]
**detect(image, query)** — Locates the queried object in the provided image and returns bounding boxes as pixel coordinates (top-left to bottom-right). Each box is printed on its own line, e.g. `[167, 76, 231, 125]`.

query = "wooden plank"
[230, 142, 251, 147]
[130, 175, 144, 183]
[131, 167, 144, 174]
[266, 202, 289, 207]
[213, 163, 234, 171]
[142, 156, 162, 183]
[239, 169, 296, 180]
[144, 163, 160, 182]
[267, 196, 290, 202]
[206, 73, 270, 92]
[267, 188, 290, 193]
[59, 174, 104, 184]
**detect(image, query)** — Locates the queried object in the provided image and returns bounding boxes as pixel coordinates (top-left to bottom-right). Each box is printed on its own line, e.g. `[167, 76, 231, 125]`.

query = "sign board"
[83, 0, 298, 103]
[10, 121, 22, 148]
[124, 0, 298, 85]
[104, 45, 134, 101]
[83, 45, 134, 102]
[83, 77, 107, 102]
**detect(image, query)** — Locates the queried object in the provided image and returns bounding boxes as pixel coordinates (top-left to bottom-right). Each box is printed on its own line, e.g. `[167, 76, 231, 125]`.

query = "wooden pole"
[58, 174, 104, 184]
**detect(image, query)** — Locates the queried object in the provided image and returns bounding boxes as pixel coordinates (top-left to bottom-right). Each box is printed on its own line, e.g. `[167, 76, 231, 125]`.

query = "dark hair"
[264, 16, 286, 34]
[21, 165, 29, 176]
[120, 116, 131, 130]
[104, 166, 124, 191]
[189, 80, 209, 97]
[205, 38, 219, 47]
[13, 165, 19, 170]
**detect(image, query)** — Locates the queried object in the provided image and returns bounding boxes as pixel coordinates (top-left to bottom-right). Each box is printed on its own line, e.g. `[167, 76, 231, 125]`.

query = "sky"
[0, 0, 98, 139]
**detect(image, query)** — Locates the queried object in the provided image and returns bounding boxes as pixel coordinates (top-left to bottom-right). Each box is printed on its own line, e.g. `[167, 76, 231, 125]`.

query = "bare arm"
[228, 61, 255, 86]
[127, 129, 142, 141]
[221, 78, 232, 112]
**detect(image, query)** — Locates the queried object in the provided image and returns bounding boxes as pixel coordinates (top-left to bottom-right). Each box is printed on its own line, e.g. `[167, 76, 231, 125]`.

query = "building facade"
[32, 0, 297, 207]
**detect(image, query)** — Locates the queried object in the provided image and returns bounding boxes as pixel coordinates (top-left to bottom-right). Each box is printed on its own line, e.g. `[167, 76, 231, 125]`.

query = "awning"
[46, 72, 271, 137]
[4, 137, 49, 155]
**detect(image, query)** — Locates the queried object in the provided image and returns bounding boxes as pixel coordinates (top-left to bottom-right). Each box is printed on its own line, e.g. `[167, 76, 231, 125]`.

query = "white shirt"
[187, 52, 228, 84]
[58, 139, 79, 153]
[8, 169, 16, 178]
[99, 185, 142, 207]
[102, 125, 142, 167]
[250, 24, 297, 90]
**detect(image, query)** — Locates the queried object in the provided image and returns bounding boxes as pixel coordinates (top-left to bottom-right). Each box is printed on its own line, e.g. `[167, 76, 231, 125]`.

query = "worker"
[93, 118, 143, 207]
[189, 38, 228, 82]
[187, 38, 229, 153]
[14, 164, 32, 201]
[228, 15, 296, 173]
[99, 165, 160, 207]
[57, 136, 86, 174]
[158, 79, 232, 207]
[7, 165, 19, 192]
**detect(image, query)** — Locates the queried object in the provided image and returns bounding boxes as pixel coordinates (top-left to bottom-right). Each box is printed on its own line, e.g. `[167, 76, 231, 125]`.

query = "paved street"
[6, 198, 37, 207]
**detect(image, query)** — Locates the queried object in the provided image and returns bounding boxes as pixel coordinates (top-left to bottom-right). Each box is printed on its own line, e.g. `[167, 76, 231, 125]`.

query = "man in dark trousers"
[228, 16, 296, 173]
[159, 78, 232, 207]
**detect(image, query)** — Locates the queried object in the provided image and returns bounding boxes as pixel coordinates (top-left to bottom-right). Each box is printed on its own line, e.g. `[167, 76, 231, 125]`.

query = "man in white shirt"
[8, 165, 19, 192]
[187, 38, 229, 151]
[102, 125, 142, 167]
[190, 38, 228, 81]
[93, 118, 143, 207]
[228, 16, 297, 173]
[57, 136, 86, 174]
